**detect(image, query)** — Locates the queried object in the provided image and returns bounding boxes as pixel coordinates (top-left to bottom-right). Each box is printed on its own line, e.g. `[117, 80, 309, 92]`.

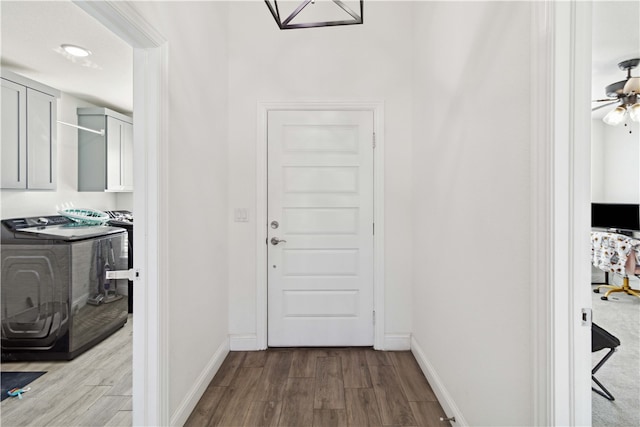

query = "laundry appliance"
[1, 215, 129, 361]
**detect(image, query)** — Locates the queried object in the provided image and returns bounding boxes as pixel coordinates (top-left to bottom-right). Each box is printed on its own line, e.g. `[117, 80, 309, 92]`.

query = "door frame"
[256, 101, 385, 350]
[533, 1, 592, 425]
[72, 2, 170, 425]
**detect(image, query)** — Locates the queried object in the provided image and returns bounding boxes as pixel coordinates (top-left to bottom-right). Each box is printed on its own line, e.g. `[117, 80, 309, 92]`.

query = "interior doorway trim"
[72, 2, 169, 425]
[553, 2, 593, 425]
[256, 101, 385, 350]
[533, 1, 592, 425]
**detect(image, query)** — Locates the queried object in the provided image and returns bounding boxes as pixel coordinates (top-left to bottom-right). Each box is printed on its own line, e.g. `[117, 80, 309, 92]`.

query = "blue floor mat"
[1, 371, 46, 401]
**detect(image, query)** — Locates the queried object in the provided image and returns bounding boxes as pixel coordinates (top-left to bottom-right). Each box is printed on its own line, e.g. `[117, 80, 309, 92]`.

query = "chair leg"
[592, 347, 617, 401]
[592, 376, 615, 401]
[594, 277, 640, 300]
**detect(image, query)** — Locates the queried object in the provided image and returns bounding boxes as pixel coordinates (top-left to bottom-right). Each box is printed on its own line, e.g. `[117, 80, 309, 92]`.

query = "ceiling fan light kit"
[603, 106, 628, 126]
[629, 103, 640, 122]
[595, 58, 640, 128]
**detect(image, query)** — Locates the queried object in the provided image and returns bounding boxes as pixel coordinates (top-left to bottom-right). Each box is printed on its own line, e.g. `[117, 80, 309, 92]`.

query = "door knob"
[271, 237, 287, 245]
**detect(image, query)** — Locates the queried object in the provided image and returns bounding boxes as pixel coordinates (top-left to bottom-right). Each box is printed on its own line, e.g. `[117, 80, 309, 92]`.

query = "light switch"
[234, 208, 249, 222]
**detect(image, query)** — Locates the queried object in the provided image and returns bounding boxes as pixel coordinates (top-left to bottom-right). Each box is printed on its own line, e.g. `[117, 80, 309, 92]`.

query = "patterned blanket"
[591, 231, 640, 275]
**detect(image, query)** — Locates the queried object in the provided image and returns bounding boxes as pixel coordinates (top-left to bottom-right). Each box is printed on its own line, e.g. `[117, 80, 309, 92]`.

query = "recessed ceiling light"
[61, 44, 91, 57]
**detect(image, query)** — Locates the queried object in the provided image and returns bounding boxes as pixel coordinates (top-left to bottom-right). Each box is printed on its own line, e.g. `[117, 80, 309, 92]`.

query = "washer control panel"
[2, 215, 72, 231]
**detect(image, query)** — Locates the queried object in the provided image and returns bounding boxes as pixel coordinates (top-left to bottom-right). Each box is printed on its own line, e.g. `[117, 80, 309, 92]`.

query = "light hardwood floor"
[186, 348, 451, 427]
[0, 315, 132, 427]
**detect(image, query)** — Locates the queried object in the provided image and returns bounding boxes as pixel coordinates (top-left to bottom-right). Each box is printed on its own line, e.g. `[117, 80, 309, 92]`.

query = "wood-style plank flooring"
[0, 315, 132, 427]
[2, 327, 450, 427]
[186, 348, 451, 427]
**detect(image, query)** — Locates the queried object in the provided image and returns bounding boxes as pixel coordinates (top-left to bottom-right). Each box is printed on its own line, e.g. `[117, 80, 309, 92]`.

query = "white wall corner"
[230, 334, 259, 351]
[411, 336, 468, 427]
[383, 334, 411, 351]
[169, 338, 230, 426]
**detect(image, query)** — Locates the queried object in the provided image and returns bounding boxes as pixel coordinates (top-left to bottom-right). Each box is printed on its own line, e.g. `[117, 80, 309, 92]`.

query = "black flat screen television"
[591, 203, 640, 231]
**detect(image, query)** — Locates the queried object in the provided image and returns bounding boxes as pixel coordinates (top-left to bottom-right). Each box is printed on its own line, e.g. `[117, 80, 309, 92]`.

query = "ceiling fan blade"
[592, 101, 618, 112]
[592, 98, 618, 103]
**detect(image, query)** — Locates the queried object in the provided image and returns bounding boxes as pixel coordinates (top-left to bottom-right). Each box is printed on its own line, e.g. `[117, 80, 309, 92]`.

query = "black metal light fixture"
[265, 0, 363, 30]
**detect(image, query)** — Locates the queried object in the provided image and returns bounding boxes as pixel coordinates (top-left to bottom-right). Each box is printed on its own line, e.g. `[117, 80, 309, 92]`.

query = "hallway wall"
[126, 1, 230, 420]
[411, 2, 534, 425]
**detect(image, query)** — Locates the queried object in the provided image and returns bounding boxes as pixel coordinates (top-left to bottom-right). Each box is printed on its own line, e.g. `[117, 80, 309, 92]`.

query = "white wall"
[591, 118, 640, 202]
[127, 1, 230, 421]
[591, 119, 605, 201]
[116, 192, 133, 212]
[1, 92, 119, 218]
[411, 2, 533, 425]
[226, 1, 414, 347]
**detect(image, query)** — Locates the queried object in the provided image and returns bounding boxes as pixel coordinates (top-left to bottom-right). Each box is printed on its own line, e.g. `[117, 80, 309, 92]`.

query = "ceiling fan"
[592, 58, 640, 126]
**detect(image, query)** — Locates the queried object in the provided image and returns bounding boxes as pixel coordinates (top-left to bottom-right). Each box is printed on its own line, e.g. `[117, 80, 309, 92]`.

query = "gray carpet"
[591, 280, 640, 427]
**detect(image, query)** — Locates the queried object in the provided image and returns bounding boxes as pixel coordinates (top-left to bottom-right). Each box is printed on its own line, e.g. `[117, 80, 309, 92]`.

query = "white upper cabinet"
[78, 108, 133, 192]
[1, 71, 59, 190]
[1, 79, 27, 189]
[26, 89, 57, 190]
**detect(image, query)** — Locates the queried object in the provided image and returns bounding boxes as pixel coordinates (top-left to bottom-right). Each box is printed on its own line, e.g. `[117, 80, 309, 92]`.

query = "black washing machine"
[1, 215, 129, 361]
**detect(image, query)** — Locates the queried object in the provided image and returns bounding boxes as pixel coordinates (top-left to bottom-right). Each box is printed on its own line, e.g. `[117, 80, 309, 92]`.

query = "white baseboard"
[411, 336, 468, 426]
[229, 334, 258, 351]
[170, 338, 229, 426]
[383, 334, 411, 350]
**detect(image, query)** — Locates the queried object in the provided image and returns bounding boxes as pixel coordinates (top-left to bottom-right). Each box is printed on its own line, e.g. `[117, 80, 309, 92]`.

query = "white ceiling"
[1, 1, 638, 120]
[1, 1, 133, 114]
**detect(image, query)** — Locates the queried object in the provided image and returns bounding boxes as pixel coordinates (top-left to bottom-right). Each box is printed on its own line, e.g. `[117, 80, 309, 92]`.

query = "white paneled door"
[267, 110, 374, 347]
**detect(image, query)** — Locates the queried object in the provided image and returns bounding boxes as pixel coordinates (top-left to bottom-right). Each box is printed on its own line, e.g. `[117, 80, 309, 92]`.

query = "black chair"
[592, 322, 621, 401]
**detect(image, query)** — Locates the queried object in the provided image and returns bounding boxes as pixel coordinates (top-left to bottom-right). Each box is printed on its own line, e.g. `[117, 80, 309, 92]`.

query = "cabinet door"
[26, 88, 56, 189]
[121, 121, 134, 191]
[1, 79, 27, 189]
[106, 117, 133, 192]
[106, 116, 122, 190]
[77, 115, 107, 191]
